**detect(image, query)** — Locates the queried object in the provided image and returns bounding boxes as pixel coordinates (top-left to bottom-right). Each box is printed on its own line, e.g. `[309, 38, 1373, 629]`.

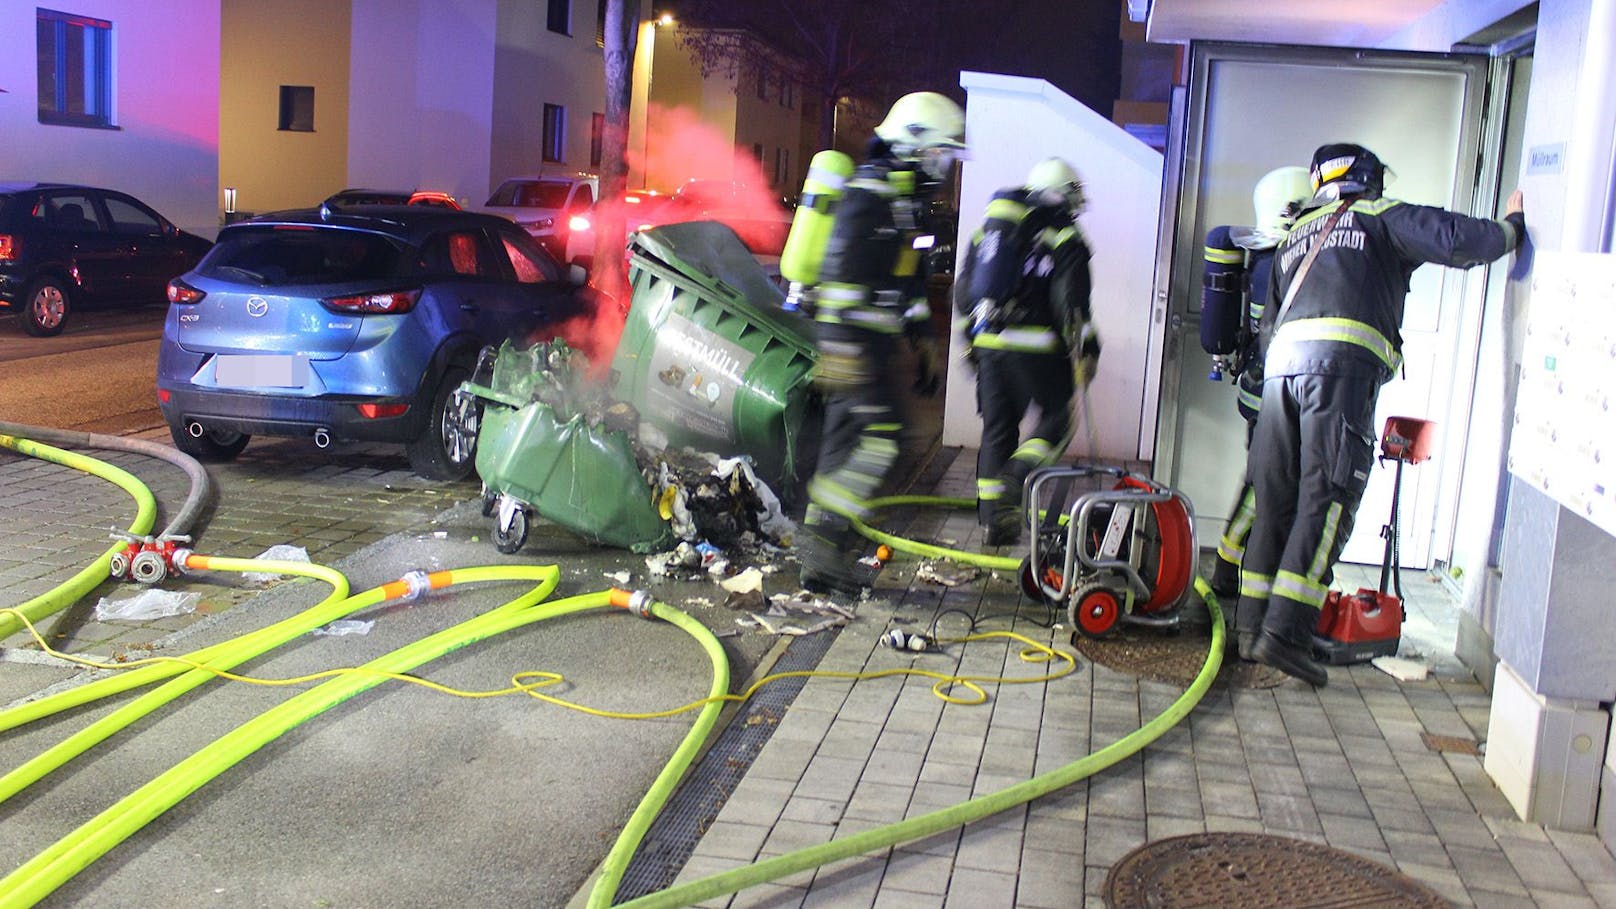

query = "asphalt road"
[0, 304, 169, 434]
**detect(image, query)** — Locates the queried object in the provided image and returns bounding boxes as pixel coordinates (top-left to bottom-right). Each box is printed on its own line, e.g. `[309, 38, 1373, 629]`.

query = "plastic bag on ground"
[94, 589, 201, 622]
[242, 545, 312, 584]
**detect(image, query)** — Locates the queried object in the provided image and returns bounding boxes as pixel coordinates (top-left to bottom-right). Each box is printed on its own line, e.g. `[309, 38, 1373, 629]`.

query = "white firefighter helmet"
[1025, 157, 1087, 215]
[1252, 165, 1311, 235]
[875, 91, 966, 181]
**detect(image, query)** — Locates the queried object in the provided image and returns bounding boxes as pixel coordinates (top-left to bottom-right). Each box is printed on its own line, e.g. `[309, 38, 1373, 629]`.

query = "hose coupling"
[399, 570, 433, 601]
[626, 589, 655, 619]
[169, 548, 197, 574]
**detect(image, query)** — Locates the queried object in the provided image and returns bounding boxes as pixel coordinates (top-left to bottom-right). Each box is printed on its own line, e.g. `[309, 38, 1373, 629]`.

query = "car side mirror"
[567, 262, 588, 286]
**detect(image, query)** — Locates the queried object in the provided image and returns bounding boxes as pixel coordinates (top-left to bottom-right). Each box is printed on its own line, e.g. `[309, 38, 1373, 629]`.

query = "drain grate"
[1071, 624, 1289, 689]
[1106, 832, 1453, 908]
[611, 628, 838, 901]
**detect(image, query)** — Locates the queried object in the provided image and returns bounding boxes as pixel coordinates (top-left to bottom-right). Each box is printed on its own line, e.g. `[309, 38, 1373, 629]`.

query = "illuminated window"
[36, 8, 112, 128]
[547, 0, 570, 35]
[543, 103, 566, 163]
[278, 86, 315, 132]
[590, 112, 605, 167]
[595, 0, 606, 47]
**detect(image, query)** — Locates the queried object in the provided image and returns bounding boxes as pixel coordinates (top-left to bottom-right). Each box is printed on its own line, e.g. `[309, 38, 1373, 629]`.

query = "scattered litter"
[94, 589, 200, 622]
[312, 619, 374, 637]
[241, 545, 311, 584]
[684, 597, 714, 609]
[432, 531, 448, 539]
[915, 561, 981, 587]
[719, 567, 764, 595]
[714, 629, 739, 639]
[722, 589, 767, 612]
[1372, 655, 1430, 682]
[604, 570, 632, 586]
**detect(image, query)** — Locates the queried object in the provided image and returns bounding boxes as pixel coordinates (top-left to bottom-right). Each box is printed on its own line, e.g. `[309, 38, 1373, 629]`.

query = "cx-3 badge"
[246, 297, 269, 317]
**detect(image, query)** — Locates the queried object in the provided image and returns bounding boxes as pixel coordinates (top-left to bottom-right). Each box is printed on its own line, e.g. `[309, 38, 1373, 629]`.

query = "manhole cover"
[1070, 624, 1289, 689]
[1106, 833, 1453, 908]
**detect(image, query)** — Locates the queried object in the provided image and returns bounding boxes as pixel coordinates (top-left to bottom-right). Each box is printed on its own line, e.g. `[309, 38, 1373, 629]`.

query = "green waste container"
[612, 221, 817, 490]
[464, 342, 674, 554]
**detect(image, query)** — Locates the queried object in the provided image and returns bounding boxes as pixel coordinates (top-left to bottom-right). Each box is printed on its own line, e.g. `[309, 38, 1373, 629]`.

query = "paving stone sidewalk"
[671, 454, 1616, 909]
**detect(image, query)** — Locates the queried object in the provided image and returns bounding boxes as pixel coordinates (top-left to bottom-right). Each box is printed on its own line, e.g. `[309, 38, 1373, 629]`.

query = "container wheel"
[493, 507, 528, 554]
[1017, 556, 1063, 604]
[1069, 582, 1120, 638]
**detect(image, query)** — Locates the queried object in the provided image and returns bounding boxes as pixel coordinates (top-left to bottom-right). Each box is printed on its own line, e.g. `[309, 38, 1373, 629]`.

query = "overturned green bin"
[465, 342, 674, 554]
[612, 221, 817, 491]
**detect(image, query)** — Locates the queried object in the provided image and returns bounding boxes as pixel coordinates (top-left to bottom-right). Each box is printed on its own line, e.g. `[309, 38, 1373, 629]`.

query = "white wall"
[948, 72, 1163, 461]
[0, 0, 220, 238]
[487, 0, 610, 193]
[349, 0, 498, 207]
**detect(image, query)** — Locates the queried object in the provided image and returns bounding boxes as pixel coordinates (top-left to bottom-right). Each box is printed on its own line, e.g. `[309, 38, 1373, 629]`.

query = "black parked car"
[0, 182, 213, 336]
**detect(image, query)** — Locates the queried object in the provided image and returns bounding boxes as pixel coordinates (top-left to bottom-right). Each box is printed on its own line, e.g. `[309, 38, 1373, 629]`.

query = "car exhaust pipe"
[186, 421, 205, 439]
[312, 428, 332, 449]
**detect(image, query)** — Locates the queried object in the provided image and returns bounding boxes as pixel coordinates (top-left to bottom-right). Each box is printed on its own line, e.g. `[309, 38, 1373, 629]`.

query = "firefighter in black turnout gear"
[798, 91, 966, 596]
[1239, 143, 1525, 686]
[956, 157, 1099, 546]
[1205, 165, 1314, 610]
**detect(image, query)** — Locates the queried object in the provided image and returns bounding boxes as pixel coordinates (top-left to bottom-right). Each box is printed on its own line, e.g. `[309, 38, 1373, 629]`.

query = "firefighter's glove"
[1072, 354, 1097, 389]
[812, 344, 868, 393]
[911, 336, 942, 397]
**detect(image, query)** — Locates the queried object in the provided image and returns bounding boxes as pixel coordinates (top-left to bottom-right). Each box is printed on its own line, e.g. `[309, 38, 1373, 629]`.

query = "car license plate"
[214, 355, 309, 388]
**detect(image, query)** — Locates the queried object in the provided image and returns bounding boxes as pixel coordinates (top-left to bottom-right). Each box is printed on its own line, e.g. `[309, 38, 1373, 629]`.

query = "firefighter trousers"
[973, 348, 1075, 524]
[803, 323, 905, 553]
[1237, 372, 1379, 646]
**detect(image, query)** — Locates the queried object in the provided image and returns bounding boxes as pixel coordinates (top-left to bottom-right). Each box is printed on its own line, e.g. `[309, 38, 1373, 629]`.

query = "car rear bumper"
[158, 385, 428, 444]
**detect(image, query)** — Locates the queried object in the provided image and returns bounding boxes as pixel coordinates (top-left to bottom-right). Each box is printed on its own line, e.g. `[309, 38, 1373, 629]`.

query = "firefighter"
[955, 157, 1099, 545]
[797, 91, 966, 596]
[1239, 142, 1525, 686]
[1205, 165, 1314, 647]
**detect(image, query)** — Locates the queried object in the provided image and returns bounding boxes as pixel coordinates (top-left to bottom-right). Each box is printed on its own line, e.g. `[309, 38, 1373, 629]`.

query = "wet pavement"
[3, 423, 1616, 907]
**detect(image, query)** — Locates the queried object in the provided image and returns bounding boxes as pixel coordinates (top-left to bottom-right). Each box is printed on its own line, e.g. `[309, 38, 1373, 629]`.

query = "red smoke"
[570, 103, 796, 375]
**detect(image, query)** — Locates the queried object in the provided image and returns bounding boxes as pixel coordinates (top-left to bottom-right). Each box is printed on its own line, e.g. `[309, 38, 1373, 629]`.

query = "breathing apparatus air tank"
[779, 149, 855, 312]
[1199, 225, 1246, 380]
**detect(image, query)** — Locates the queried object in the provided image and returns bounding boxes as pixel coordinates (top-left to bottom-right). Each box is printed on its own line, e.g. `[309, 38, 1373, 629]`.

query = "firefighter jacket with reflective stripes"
[953, 187, 1096, 357]
[814, 153, 933, 337]
[1264, 196, 1520, 382]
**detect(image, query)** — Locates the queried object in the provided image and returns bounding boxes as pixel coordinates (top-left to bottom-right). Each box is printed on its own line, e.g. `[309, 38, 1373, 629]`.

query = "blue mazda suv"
[156, 205, 605, 480]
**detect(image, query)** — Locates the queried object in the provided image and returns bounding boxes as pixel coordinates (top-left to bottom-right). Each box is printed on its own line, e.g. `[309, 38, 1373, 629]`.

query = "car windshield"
[197, 227, 406, 286]
[485, 181, 571, 209]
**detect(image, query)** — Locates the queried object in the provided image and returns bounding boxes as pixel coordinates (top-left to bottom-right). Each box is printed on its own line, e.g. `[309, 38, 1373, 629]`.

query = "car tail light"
[357, 403, 409, 419]
[168, 279, 206, 304]
[321, 288, 421, 314]
[157, 389, 171, 403]
[568, 215, 591, 232]
[0, 234, 15, 261]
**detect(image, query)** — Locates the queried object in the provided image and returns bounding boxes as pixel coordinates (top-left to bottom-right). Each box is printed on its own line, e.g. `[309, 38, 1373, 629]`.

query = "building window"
[543, 103, 566, 163]
[278, 86, 315, 131]
[752, 143, 764, 163]
[755, 65, 769, 101]
[36, 8, 113, 128]
[780, 79, 794, 110]
[590, 112, 605, 167]
[547, 0, 570, 35]
[595, 0, 606, 47]
[775, 147, 790, 187]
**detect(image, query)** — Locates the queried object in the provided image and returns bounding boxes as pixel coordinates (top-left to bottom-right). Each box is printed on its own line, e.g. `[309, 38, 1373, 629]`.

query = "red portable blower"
[1312, 416, 1434, 665]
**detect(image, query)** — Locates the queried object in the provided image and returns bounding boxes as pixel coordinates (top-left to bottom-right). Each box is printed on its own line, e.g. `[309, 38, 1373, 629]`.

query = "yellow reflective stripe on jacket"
[1205, 245, 1243, 265]
[971, 325, 1062, 353]
[986, 198, 1028, 222]
[1272, 317, 1403, 372]
[1043, 226, 1076, 249]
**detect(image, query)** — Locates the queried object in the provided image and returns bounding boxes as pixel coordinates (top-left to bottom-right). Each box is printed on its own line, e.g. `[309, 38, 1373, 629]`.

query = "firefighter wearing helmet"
[1237, 142, 1525, 686]
[797, 91, 966, 596]
[1203, 165, 1313, 624]
[954, 156, 1099, 545]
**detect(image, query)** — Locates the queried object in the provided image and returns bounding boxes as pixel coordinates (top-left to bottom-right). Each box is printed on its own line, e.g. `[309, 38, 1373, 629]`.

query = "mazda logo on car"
[246, 297, 269, 317]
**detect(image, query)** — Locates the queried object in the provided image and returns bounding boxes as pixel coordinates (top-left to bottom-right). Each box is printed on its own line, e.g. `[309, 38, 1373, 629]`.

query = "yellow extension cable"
[2, 606, 1076, 719]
